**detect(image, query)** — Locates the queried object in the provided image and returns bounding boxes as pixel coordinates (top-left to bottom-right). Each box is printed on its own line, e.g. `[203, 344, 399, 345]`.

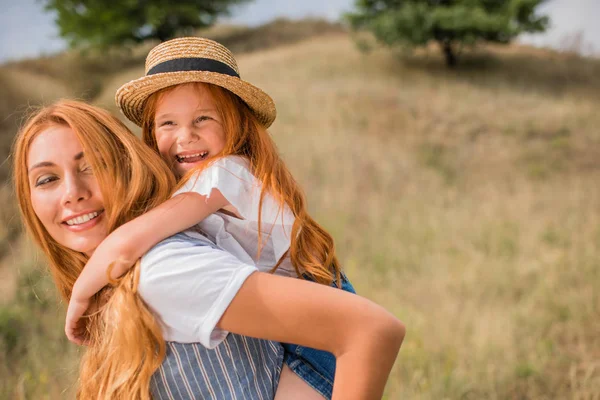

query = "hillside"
[1, 19, 599, 399]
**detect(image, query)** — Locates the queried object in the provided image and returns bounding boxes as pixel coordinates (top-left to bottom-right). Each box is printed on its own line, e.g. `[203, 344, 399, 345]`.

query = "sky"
[0, 0, 598, 63]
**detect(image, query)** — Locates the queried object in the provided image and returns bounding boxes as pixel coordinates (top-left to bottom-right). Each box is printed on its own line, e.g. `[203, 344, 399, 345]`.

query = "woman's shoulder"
[136, 232, 259, 348]
[138, 231, 256, 300]
[141, 232, 217, 265]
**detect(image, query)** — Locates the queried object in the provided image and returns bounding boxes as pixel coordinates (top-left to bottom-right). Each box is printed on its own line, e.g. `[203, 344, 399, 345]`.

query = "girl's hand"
[65, 295, 91, 346]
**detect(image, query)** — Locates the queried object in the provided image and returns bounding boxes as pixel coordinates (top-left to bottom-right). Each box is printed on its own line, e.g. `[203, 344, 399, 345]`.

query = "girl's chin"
[175, 161, 206, 175]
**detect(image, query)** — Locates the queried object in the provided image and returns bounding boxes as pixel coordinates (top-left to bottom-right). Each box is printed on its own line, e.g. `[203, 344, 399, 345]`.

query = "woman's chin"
[58, 217, 108, 255]
[64, 235, 103, 255]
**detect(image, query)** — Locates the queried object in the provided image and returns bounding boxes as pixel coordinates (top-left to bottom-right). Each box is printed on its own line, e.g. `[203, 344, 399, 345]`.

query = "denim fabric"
[282, 273, 356, 399]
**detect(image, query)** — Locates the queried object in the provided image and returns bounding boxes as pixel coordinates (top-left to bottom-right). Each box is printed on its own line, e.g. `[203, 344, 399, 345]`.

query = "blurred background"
[0, 0, 599, 398]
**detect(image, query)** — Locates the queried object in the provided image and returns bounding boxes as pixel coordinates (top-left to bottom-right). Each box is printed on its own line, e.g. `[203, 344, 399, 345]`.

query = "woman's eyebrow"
[28, 161, 55, 172]
[28, 152, 85, 172]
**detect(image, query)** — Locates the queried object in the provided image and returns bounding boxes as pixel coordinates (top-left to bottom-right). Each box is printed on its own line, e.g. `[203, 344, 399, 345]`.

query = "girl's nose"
[177, 125, 200, 144]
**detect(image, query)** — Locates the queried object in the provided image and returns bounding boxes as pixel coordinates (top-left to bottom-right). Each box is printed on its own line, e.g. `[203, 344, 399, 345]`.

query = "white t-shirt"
[173, 156, 298, 277]
[138, 232, 257, 348]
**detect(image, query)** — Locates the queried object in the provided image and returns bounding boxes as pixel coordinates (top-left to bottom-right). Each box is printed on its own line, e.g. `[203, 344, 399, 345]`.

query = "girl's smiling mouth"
[176, 151, 209, 163]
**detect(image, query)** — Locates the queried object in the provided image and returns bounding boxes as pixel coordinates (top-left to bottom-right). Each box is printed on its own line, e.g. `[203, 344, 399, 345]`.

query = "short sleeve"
[173, 156, 264, 221]
[172, 156, 296, 262]
[138, 233, 257, 348]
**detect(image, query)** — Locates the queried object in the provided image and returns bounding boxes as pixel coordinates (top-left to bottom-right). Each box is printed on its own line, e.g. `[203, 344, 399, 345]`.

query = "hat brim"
[115, 71, 276, 128]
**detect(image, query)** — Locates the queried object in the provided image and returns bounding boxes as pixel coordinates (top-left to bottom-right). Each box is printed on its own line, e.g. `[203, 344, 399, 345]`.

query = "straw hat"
[115, 37, 276, 127]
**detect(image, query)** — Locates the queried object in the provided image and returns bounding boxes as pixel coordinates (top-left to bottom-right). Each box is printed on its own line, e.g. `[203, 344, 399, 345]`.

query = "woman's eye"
[35, 175, 57, 187]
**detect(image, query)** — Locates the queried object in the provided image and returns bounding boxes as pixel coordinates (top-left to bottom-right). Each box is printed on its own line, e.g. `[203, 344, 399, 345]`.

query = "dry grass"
[1, 23, 599, 399]
[241, 36, 600, 399]
[0, 238, 79, 399]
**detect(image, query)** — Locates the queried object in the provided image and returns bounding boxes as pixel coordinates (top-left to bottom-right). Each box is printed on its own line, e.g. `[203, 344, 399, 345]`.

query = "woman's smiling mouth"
[62, 210, 105, 231]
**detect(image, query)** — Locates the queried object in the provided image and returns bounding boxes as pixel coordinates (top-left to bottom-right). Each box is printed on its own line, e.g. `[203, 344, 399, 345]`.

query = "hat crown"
[144, 37, 239, 76]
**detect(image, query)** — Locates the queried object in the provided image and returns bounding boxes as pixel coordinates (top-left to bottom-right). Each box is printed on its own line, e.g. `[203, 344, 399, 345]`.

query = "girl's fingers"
[65, 319, 89, 345]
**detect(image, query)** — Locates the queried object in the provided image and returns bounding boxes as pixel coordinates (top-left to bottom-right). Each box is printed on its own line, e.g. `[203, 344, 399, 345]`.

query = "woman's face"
[28, 125, 108, 255]
[154, 83, 226, 178]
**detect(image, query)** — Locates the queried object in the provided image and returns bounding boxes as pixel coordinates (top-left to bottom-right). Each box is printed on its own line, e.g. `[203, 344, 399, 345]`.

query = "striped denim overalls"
[151, 335, 284, 400]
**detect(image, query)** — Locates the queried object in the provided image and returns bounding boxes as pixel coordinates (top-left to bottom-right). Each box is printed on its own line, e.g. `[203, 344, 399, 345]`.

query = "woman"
[13, 100, 404, 399]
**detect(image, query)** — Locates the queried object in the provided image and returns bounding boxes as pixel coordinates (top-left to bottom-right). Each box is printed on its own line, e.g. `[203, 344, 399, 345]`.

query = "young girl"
[67, 37, 362, 399]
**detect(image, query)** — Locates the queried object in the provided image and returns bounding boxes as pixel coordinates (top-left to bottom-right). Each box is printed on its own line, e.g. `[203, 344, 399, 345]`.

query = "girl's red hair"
[142, 83, 341, 285]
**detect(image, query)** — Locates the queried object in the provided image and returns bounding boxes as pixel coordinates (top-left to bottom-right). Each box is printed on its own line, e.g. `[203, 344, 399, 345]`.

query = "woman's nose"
[62, 174, 91, 205]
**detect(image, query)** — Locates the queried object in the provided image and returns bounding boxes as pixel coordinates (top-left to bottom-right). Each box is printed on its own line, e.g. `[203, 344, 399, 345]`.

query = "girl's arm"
[65, 190, 229, 344]
[219, 273, 406, 400]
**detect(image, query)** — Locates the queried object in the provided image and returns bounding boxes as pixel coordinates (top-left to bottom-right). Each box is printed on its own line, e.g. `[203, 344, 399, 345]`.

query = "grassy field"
[1, 19, 599, 399]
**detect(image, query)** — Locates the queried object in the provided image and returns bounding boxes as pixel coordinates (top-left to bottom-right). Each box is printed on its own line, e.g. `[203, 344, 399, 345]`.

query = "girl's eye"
[195, 116, 211, 123]
[81, 164, 93, 173]
[158, 120, 174, 127]
[35, 175, 57, 187]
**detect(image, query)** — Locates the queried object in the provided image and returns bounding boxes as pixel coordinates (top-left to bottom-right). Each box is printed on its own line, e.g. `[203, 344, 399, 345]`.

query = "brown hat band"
[147, 57, 240, 78]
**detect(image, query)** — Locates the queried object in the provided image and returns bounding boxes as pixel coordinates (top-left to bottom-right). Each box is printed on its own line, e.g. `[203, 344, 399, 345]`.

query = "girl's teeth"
[177, 152, 208, 162]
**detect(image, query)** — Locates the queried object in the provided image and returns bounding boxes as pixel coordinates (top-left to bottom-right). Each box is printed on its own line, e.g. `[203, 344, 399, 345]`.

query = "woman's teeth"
[176, 151, 209, 163]
[66, 211, 100, 226]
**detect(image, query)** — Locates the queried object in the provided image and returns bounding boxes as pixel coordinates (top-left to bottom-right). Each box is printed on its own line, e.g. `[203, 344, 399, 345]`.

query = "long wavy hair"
[142, 82, 341, 285]
[13, 100, 176, 399]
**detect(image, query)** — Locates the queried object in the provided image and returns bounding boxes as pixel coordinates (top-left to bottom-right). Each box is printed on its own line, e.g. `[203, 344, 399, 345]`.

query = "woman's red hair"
[13, 100, 175, 398]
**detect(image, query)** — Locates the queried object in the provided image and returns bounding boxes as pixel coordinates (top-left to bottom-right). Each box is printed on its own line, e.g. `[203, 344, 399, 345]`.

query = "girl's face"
[154, 83, 226, 178]
[28, 125, 108, 255]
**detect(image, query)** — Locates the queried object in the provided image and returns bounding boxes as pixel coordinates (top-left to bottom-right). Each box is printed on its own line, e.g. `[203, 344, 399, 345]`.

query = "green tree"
[346, 0, 550, 67]
[43, 0, 253, 48]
